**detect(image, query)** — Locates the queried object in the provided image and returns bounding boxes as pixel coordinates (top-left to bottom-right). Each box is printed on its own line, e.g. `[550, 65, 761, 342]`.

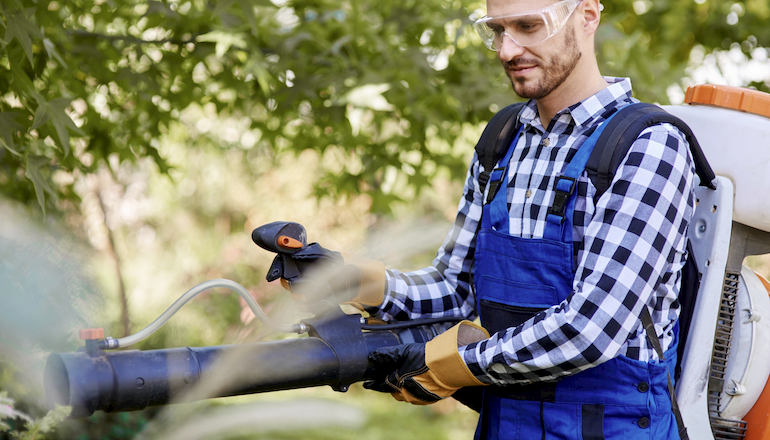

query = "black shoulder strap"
[641, 307, 690, 440]
[474, 102, 527, 194]
[675, 240, 700, 382]
[586, 103, 716, 201]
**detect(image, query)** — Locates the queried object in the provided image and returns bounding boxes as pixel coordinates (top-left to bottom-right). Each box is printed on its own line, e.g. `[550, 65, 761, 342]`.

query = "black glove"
[265, 242, 343, 283]
[364, 321, 490, 405]
[252, 222, 385, 305]
[271, 243, 365, 303]
[364, 343, 444, 404]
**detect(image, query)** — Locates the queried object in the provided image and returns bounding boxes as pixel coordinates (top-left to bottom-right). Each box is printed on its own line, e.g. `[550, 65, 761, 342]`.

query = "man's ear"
[581, 0, 602, 35]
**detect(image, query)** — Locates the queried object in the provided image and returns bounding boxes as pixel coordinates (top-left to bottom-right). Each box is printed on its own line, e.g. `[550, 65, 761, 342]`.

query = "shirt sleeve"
[459, 123, 696, 386]
[367, 154, 485, 323]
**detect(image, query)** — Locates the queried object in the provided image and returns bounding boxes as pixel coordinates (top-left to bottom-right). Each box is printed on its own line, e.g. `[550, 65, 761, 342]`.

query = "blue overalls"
[472, 113, 680, 440]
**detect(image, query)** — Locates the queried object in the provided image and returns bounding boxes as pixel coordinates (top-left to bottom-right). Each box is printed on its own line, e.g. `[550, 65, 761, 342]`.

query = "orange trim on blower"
[685, 84, 770, 119]
[79, 328, 105, 340]
[742, 271, 770, 440]
[277, 235, 304, 249]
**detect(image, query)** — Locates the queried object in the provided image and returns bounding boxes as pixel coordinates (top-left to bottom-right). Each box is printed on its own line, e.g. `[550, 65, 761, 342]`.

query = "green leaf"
[4, 8, 43, 66]
[48, 98, 85, 156]
[197, 30, 248, 58]
[0, 112, 24, 155]
[25, 154, 55, 215]
[43, 38, 67, 68]
[0, 392, 16, 430]
[0, 391, 33, 429]
[238, 0, 258, 35]
[9, 59, 44, 105]
[31, 101, 51, 130]
[31, 98, 84, 155]
[145, 144, 172, 174]
[18, 405, 72, 439]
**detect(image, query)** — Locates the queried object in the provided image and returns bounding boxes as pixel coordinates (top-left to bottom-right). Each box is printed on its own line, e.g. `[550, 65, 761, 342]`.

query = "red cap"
[79, 328, 105, 340]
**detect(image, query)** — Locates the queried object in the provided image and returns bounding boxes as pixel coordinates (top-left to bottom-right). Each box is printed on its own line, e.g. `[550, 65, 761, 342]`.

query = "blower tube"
[44, 322, 449, 418]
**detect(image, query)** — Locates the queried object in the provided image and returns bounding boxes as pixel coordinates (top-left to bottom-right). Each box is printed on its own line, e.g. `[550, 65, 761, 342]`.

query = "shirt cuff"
[458, 341, 489, 384]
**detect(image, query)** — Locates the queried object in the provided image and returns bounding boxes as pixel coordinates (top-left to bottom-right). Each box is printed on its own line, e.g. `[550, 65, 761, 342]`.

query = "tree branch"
[96, 182, 131, 338]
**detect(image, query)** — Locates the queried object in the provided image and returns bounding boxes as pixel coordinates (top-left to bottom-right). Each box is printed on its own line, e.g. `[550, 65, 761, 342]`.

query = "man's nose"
[497, 33, 526, 61]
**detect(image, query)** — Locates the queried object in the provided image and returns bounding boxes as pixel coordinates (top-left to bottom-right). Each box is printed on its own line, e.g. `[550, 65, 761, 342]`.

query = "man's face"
[487, 0, 583, 100]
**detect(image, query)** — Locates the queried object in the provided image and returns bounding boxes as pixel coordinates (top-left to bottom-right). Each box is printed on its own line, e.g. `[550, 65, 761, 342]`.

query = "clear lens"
[474, 0, 581, 51]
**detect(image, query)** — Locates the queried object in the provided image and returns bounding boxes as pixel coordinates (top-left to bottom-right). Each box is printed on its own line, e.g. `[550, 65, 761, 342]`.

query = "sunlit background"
[1, 0, 770, 438]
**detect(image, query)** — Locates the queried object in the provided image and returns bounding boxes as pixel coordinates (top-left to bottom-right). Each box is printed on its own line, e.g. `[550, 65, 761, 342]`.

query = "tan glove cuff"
[425, 320, 489, 388]
[343, 255, 386, 307]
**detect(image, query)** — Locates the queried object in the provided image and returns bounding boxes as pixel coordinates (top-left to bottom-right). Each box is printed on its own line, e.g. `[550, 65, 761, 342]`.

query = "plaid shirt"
[371, 78, 696, 385]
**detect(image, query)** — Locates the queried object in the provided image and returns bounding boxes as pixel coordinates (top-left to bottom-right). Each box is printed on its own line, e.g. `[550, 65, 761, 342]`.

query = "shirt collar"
[517, 77, 635, 131]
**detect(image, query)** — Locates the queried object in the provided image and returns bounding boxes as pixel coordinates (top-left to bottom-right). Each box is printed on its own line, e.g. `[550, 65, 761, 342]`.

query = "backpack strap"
[641, 306, 690, 440]
[675, 240, 700, 382]
[586, 103, 716, 201]
[474, 102, 527, 199]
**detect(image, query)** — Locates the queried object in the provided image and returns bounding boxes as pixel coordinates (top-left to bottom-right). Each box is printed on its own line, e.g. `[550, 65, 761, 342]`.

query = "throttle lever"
[252, 222, 309, 282]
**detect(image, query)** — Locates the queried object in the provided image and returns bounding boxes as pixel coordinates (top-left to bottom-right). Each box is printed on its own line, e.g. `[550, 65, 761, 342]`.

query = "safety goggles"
[474, 0, 582, 51]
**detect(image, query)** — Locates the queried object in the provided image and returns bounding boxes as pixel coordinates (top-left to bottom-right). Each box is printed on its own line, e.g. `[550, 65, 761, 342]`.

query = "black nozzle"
[251, 222, 307, 254]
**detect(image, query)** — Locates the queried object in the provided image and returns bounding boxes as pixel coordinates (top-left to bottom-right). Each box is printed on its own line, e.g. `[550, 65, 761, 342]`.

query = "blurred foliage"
[1, 391, 71, 439]
[48, 410, 157, 440]
[1, 0, 768, 217]
[597, 0, 770, 100]
[0, 201, 98, 439]
[94, 387, 479, 440]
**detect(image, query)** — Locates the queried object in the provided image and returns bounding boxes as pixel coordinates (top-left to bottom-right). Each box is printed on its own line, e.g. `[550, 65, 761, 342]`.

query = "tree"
[1, 0, 503, 217]
[3, 0, 766, 217]
[597, 0, 770, 100]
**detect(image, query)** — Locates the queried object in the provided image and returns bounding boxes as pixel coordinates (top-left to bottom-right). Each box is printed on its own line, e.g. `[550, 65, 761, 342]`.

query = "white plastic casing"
[676, 176, 734, 440]
[663, 105, 770, 233]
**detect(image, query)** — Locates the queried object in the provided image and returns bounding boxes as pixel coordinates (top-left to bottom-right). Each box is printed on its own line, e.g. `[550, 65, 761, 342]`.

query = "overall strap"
[542, 107, 626, 242]
[483, 125, 525, 232]
[462, 103, 526, 413]
[641, 307, 690, 440]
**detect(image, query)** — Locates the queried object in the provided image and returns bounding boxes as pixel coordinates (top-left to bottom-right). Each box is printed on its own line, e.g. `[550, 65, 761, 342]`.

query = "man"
[278, 0, 695, 438]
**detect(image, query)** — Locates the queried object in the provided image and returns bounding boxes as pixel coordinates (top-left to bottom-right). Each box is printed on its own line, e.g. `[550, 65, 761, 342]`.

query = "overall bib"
[472, 115, 680, 440]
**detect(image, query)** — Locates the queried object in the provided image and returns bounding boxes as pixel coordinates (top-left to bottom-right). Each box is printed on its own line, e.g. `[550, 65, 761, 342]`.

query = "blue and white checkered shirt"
[369, 78, 696, 385]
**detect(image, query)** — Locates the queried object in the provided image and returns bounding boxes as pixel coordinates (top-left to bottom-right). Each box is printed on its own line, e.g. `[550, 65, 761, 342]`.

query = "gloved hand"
[252, 221, 386, 306]
[364, 321, 490, 404]
[280, 246, 386, 307]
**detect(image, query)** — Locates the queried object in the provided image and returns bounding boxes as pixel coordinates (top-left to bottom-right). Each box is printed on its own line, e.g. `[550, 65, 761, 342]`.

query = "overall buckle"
[548, 175, 577, 218]
[485, 167, 508, 205]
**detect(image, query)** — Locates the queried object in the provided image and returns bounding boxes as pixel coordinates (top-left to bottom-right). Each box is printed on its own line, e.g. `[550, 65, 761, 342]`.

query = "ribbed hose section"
[709, 271, 747, 440]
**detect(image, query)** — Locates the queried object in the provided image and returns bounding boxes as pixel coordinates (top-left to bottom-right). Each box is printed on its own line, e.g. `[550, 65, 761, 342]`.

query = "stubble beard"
[505, 24, 582, 100]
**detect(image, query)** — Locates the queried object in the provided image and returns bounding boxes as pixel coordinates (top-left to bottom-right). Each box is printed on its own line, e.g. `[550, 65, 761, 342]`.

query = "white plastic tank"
[663, 84, 770, 233]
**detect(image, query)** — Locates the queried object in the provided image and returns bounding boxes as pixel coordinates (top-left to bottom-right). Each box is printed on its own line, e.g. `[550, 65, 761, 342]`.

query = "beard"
[504, 23, 582, 100]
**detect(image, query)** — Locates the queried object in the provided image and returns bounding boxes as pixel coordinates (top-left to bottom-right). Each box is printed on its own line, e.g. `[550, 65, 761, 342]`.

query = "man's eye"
[488, 25, 504, 35]
[516, 21, 542, 33]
